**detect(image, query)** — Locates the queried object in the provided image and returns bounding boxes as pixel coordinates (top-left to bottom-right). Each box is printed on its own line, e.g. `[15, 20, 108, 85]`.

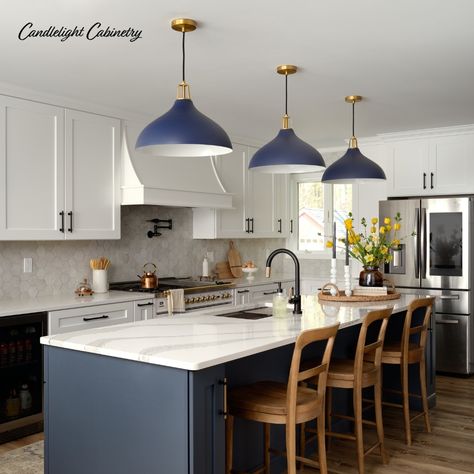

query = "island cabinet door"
[44, 347, 189, 474]
[188, 365, 226, 474]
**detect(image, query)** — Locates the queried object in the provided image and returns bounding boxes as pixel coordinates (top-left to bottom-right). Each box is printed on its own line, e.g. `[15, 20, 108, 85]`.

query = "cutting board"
[228, 241, 243, 278]
[215, 261, 234, 279]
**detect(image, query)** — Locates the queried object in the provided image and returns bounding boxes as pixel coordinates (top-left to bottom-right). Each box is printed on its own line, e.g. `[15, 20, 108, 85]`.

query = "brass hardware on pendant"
[176, 81, 191, 100]
[277, 65, 297, 75]
[345, 95, 362, 104]
[171, 18, 197, 32]
[349, 136, 358, 149]
[282, 114, 290, 130]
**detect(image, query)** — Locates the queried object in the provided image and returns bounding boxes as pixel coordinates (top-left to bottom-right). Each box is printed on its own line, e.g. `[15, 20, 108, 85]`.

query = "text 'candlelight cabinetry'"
[0, 95, 121, 240]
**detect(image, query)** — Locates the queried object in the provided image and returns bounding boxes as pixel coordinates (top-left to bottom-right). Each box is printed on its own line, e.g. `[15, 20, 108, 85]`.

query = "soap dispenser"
[272, 282, 287, 318]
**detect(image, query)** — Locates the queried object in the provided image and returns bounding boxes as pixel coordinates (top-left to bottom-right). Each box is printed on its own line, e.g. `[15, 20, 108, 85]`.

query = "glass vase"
[359, 266, 383, 287]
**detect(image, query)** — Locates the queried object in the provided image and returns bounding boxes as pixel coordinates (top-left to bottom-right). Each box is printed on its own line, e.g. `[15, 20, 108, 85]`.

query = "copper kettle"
[138, 263, 158, 289]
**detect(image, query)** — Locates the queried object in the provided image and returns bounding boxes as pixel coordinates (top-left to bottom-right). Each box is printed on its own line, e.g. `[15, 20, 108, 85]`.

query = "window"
[292, 173, 354, 255]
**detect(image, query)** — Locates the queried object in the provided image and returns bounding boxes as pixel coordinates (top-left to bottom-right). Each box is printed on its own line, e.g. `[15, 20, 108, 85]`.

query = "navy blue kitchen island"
[41, 295, 435, 473]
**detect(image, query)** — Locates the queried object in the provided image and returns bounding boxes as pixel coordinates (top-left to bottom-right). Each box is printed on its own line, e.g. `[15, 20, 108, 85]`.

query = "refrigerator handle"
[414, 207, 420, 278]
[421, 207, 427, 279]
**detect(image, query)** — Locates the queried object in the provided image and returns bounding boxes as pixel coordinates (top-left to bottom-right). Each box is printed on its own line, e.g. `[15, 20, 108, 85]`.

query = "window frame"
[288, 172, 358, 259]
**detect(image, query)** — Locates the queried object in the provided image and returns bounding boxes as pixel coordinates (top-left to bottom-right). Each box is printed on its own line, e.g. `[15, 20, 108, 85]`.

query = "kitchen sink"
[214, 306, 273, 320]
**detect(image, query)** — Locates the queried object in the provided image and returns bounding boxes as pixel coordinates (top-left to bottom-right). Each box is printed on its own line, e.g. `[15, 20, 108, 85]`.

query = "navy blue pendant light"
[136, 18, 232, 157]
[322, 96, 386, 183]
[248, 65, 325, 174]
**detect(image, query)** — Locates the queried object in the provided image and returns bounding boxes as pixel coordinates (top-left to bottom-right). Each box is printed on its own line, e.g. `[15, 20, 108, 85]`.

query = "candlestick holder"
[344, 262, 352, 296]
[330, 258, 337, 285]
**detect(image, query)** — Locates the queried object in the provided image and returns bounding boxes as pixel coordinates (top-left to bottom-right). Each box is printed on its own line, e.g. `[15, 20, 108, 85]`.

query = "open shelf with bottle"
[0, 312, 47, 442]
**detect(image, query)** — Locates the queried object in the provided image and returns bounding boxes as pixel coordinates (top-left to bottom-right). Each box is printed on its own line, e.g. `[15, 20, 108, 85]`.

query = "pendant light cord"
[182, 31, 186, 82]
[352, 101, 355, 136]
[285, 74, 288, 115]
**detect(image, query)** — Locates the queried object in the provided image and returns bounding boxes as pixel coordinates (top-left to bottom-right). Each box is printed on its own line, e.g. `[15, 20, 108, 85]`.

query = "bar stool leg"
[286, 421, 297, 474]
[353, 386, 365, 474]
[299, 422, 306, 469]
[374, 377, 388, 464]
[225, 414, 234, 474]
[401, 361, 411, 445]
[317, 407, 328, 474]
[264, 423, 270, 473]
[419, 357, 432, 433]
[326, 387, 333, 451]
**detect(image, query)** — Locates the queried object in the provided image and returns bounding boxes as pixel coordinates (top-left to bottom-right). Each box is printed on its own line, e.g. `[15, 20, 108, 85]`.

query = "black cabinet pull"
[245, 218, 250, 233]
[237, 289, 249, 294]
[430, 172, 434, 189]
[83, 315, 109, 322]
[218, 378, 228, 419]
[423, 173, 427, 189]
[137, 302, 154, 307]
[250, 218, 254, 233]
[67, 211, 73, 232]
[263, 290, 277, 295]
[277, 219, 282, 233]
[59, 211, 65, 233]
[290, 219, 294, 234]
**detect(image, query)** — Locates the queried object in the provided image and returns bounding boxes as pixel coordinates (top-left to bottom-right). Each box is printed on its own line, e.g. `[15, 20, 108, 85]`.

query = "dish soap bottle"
[272, 283, 287, 318]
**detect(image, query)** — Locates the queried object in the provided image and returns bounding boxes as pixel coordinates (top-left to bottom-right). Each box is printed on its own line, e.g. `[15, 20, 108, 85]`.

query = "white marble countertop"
[0, 291, 152, 318]
[40, 293, 425, 371]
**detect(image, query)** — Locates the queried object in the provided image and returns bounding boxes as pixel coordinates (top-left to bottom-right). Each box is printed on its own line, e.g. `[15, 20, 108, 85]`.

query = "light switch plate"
[23, 257, 33, 273]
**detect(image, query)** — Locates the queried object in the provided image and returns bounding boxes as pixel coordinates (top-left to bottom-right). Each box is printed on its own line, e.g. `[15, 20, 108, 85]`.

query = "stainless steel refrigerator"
[380, 197, 473, 374]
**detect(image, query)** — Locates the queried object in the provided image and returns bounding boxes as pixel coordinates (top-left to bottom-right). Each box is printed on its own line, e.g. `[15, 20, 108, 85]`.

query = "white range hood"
[121, 122, 233, 209]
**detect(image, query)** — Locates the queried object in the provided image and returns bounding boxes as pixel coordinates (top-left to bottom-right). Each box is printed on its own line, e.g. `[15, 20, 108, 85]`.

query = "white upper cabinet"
[0, 97, 65, 240]
[0, 95, 120, 240]
[386, 130, 474, 197]
[192, 143, 289, 239]
[65, 110, 120, 239]
[428, 134, 474, 195]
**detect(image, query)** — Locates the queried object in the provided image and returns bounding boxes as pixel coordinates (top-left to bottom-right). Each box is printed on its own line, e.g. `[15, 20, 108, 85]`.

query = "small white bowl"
[241, 267, 258, 280]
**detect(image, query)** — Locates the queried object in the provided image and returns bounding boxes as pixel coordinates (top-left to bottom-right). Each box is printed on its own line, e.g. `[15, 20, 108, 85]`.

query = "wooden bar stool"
[376, 297, 434, 445]
[225, 324, 340, 474]
[314, 308, 392, 474]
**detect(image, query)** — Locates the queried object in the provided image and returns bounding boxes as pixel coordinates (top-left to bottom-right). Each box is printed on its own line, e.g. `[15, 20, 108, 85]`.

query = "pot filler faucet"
[265, 248, 302, 314]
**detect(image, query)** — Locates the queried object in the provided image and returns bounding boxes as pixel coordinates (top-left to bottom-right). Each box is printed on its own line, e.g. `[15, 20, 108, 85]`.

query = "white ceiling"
[2, 0, 474, 147]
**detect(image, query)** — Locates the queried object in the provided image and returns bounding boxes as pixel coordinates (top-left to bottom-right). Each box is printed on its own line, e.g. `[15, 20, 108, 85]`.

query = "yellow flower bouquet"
[327, 212, 409, 286]
[344, 213, 403, 268]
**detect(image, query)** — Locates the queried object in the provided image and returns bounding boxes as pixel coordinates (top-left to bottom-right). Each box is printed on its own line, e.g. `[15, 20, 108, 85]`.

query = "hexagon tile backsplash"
[0, 206, 286, 299]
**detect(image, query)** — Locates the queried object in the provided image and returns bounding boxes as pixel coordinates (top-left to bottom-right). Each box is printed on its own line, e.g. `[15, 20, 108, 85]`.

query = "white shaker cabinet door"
[65, 110, 120, 239]
[0, 96, 65, 240]
[429, 134, 474, 195]
[387, 140, 430, 197]
[246, 146, 278, 238]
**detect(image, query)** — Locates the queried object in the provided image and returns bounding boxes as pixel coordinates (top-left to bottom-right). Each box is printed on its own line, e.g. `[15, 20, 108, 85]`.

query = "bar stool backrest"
[286, 324, 339, 424]
[356, 308, 393, 386]
[401, 297, 435, 357]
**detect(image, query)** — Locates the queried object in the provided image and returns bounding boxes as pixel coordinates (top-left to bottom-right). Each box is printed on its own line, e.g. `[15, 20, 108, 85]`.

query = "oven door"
[421, 197, 472, 290]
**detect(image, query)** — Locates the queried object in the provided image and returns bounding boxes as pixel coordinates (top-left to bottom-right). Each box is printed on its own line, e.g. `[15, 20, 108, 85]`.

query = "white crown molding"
[0, 81, 150, 122]
[378, 124, 474, 142]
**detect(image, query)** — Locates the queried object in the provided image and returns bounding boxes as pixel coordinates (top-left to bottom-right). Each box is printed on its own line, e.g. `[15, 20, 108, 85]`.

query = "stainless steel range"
[110, 277, 234, 316]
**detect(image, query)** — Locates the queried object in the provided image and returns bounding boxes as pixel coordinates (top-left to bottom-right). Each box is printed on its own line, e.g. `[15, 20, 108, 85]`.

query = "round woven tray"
[318, 291, 401, 302]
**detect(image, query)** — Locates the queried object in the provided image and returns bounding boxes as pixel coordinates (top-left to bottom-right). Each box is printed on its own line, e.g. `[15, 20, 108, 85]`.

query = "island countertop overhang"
[40, 293, 426, 371]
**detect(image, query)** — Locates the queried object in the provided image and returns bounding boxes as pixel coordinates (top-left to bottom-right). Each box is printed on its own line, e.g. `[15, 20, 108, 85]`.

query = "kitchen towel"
[167, 289, 185, 315]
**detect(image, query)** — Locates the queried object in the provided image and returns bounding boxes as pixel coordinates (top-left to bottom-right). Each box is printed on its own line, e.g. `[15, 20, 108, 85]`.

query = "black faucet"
[265, 248, 301, 314]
